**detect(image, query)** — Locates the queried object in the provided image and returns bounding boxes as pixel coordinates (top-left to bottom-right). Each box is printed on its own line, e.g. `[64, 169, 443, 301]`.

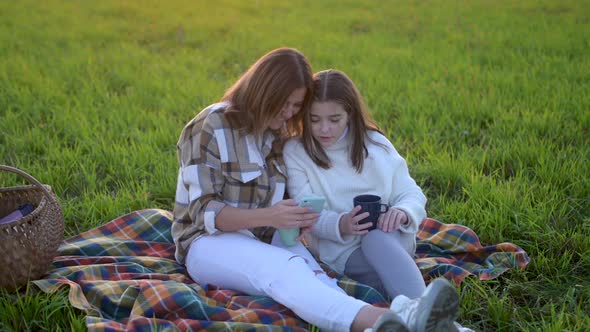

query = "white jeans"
[270, 231, 345, 294]
[186, 232, 368, 331]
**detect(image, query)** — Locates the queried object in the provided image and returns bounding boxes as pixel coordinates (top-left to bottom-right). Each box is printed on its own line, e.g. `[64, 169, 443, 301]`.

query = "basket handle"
[0, 165, 57, 203]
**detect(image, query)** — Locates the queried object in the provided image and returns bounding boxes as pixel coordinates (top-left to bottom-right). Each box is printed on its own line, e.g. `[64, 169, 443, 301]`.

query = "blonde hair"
[302, 69, 386, 172]
[221, 47, 313, 137]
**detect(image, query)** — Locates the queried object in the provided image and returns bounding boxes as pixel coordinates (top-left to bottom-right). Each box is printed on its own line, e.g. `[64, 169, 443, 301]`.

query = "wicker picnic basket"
[0, 165, 64, 291]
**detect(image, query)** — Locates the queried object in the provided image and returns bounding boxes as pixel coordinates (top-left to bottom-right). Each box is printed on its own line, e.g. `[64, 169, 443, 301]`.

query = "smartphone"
[299, 196, 326, 213]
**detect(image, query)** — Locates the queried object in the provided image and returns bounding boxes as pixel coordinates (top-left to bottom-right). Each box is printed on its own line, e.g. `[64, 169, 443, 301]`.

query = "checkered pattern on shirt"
[171, 103, 286, 263]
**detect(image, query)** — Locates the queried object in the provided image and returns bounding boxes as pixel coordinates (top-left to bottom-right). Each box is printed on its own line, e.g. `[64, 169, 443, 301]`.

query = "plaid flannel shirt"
[171, 102, 287, 264]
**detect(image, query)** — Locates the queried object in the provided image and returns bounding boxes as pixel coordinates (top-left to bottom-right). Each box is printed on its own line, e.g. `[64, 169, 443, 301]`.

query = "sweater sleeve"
[384, 140, 427, 234]
[283, 140, 346, 243]
[283, 140, 314, 201]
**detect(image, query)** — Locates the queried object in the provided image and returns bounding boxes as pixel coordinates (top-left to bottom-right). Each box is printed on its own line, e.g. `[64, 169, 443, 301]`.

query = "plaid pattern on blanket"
[415, 218, 531, 285]
[33, 209, 530, 331]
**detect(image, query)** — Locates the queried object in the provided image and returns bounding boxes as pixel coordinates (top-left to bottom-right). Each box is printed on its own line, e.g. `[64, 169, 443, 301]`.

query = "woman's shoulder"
[181, 102, 230, 132]
[177, 103, 231, 148]
[197, 102, 231, 125]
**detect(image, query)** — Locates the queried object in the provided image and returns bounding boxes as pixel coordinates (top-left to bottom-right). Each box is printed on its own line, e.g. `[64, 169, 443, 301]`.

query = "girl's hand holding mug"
[339, 205, 372, 235]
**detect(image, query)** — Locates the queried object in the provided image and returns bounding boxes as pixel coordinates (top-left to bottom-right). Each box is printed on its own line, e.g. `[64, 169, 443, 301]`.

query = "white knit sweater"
[284, 130, 427, 274]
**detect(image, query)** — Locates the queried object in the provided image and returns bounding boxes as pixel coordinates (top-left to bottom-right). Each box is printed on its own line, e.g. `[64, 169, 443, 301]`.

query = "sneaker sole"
[372, 312, 410, 332]
[416, 278, 460, 332]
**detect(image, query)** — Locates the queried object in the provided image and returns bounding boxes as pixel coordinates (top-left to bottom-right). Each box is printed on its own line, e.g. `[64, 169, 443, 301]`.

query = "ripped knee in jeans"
[287, 254, 309, 264]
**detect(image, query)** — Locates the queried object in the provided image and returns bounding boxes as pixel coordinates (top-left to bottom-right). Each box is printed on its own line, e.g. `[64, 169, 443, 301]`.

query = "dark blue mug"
[353, 194, 389, 231]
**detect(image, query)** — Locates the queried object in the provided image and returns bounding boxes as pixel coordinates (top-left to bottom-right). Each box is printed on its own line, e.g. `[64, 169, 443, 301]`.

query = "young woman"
[281, 69, 461, 331]
[171, 48, 456, 332]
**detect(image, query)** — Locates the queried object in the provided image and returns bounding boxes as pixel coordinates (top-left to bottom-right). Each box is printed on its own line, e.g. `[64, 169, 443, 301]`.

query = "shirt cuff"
[204, 200, 227, 234]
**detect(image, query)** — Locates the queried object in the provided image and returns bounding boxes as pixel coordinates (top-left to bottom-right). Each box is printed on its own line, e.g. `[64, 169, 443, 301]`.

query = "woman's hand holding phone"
[277, 196, 325, 246]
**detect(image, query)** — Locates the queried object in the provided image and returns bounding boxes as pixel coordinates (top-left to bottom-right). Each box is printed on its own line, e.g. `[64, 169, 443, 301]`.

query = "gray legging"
[344, 230, 426, 300]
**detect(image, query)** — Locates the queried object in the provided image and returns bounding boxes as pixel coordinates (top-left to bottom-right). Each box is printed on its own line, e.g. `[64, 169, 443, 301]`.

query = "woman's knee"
[187, 233, 304, 293]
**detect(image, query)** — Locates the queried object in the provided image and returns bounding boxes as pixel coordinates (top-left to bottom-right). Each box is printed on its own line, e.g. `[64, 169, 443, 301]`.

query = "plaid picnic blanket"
[33, 209, 530, 331]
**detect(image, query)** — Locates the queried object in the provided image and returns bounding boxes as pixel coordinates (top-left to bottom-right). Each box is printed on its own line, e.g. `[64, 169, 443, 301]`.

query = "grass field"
[1, 0, 589, 331]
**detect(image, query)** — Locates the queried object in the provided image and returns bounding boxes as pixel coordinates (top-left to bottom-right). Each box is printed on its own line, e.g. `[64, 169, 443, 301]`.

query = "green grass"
[1, 0, 589, 331]
[0, 285, 85, 331]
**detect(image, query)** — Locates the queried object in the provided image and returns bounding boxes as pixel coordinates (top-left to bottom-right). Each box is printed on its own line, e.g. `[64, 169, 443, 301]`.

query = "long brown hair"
[302, 69, 386, 172]
[221, 47, 313, 138]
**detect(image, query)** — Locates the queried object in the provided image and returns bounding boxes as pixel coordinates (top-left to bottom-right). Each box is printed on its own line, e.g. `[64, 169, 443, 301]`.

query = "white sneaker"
[364, 312, 410, 332]
[389, 278, 460, 332]
[453, 322, 475, 332]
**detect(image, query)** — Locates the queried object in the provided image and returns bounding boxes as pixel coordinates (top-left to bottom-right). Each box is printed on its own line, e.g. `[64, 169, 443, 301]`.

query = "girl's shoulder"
[366, 130, 395, 149]
[366, 131, 407, 162]
[284, 137, 305, 153]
